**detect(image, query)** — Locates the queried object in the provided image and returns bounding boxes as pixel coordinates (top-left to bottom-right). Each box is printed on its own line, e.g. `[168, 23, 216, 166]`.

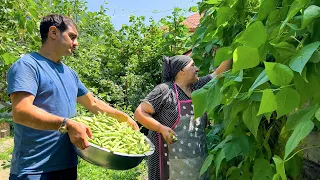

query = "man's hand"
[159, 125, 177, 144]
[126, 117, 139, 131]
[66, 119, 93, 150]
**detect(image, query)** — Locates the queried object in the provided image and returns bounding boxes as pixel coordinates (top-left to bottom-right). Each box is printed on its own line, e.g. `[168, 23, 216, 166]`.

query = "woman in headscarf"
[134, 55, 232, 180]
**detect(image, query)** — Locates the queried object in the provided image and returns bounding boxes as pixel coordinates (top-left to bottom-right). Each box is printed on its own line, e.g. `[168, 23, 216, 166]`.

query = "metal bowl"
[74, 136, 155, 170]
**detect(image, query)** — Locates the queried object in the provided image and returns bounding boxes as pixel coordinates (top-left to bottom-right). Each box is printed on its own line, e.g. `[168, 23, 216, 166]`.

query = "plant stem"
[285, 145, 320, 162]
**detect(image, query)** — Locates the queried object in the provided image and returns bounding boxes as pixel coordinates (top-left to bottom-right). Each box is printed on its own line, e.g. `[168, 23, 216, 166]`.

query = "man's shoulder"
[8, 53, 37, 70]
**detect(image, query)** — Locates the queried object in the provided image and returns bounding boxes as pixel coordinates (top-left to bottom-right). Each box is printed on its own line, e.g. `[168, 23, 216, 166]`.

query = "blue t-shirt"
[7, 52, 88, 175]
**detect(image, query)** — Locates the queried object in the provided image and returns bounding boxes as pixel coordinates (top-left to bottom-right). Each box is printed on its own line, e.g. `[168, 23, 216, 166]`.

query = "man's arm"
[10, 91, 92, 150]
[11, 92, 64, 130]
[77, 92, 139, 130]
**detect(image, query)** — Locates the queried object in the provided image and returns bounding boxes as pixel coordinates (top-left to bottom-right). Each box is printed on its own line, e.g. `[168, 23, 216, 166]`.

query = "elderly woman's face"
[181, 60, 199, 83]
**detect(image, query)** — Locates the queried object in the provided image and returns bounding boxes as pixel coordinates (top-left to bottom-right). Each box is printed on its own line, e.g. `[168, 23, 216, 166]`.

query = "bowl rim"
[83, 135, 155, 157]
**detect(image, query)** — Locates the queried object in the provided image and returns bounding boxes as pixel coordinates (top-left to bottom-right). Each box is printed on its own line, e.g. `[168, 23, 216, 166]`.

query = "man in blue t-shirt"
[7, 14, 139, 180]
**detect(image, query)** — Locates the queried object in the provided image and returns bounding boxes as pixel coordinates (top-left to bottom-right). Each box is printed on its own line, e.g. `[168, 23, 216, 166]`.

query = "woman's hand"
[159, 125, 177, 144]
[126, 117, 139, 131]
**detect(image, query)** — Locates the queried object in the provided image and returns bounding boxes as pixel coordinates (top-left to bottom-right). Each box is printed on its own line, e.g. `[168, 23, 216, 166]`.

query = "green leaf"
[223, 142, 242, 162]
[237, 21, 267, 48]
[273, 156, 287, 180]
[275, 88, 300, 118]
[294, 73, 313, 105]
[309, 51, 320, 63]
[205, 0, 222, 4]
[214, 150, 226, 177]
[189, 6, 198, 12]
[258, 89, 277, 115]
[214, 47, 233, 67]
[281, 0, 309, 30]
[28, 8, 38, 19]
[249, 70, 269, 93]
[265, 62, 294, 86]
[233, 46, 260, 72]
[205, 44, 213, 54]
[284, 121, 314, 159]
[272, 174, 282, 180]
[243, 103, 262, 139]
[289, 42, 320, 74]
[315, 108, 320, 121]
[227, 167, 241, 180]
[285, 104, 318, 131]
[1, 53, 17, 65]
[216, 7, 235, 26]
[207, 79, 223, 114]
[271, 42, 296, 58]
[300, 5, 320, 29]
[253, 158, 274, 180]
[200, 154, 213, 176]
[191, 88, 209, 118]
[258, 0, 277, 21]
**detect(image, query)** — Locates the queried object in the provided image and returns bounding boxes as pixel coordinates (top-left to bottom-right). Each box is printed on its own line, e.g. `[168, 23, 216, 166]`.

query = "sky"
[86, 0, 201, 29]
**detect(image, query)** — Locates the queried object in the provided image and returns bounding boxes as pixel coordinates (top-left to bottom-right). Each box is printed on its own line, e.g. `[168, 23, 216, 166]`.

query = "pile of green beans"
[72, 113, 150, 154]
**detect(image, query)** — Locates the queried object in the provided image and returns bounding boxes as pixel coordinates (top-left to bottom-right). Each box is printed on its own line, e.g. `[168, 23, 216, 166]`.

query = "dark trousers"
[9, 166, 77, 180]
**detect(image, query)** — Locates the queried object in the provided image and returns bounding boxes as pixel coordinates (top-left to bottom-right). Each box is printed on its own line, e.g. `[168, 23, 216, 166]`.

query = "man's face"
[57, 25, 78, 56]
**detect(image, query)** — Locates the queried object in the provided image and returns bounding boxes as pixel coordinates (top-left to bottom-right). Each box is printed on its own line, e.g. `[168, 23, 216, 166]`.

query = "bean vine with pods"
[189, 0, 320, 179]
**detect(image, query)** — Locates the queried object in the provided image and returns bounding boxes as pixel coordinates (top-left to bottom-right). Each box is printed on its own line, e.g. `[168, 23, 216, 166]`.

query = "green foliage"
[192, 0, 320, 179]
[0, 0, 189, 110]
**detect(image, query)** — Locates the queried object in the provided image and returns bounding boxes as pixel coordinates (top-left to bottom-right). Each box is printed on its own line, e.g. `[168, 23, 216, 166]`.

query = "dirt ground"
[0, 138, 13, 180]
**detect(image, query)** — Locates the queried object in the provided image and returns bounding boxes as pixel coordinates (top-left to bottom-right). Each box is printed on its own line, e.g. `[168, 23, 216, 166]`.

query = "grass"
[77, 159, 147, 180]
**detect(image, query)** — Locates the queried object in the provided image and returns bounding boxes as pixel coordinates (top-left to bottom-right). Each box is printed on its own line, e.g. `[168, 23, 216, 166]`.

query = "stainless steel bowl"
[74, 136, 155, 170]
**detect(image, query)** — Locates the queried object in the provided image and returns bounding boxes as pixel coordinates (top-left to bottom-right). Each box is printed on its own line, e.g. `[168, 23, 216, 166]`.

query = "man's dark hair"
[40, 14, 78, 44]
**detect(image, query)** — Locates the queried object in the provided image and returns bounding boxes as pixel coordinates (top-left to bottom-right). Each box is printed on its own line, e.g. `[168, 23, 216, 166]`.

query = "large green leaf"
[200, 154, 213, 176]
[237, 21, 267, 48]
[192, 77, 218, 118]
[253, 158, 274, 180]
[214, 149, 226, 177]
[249, 70, 269, 93]
[285, 104, 318, 131]
[265, 62, 294, 86]
[191, 87, 209, 118]
[275, 88, 300, 118]
[227, 167, 241, 180]
[205, 0, 222, 4]
[273, 156, 287, 180]
[223, 135, 251, 161]
[309, 51, 320, 63]
[214, 47, 233, 67]
[271, 42, 296, 58]
[289, 42, 320, 74]
[207, 79, 223, 114]
[258, 0, 277, 21]
[258, 89, 277, 115]
[233, 46, 260, 72]
[243, 103, 262, 139]
[1, 53, 17, 65]
[294, 73, 313, 105]
[300, 5, 320, 29]
[216, 7, 235, 26]
[284, 121, 314, 159]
